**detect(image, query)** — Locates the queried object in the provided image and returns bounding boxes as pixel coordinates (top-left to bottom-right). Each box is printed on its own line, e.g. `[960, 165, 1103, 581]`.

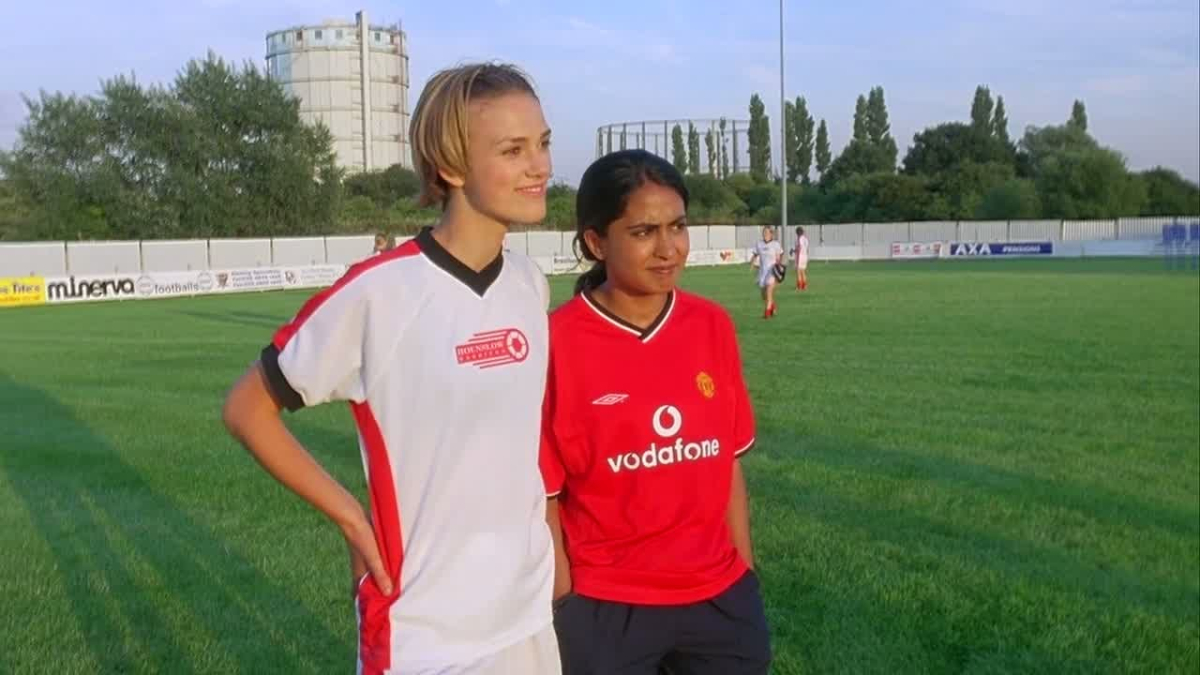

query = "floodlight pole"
[779, 0, 788, 244]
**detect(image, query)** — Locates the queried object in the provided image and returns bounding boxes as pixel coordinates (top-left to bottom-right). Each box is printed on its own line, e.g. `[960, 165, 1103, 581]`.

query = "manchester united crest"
[696, 371, 716, 399]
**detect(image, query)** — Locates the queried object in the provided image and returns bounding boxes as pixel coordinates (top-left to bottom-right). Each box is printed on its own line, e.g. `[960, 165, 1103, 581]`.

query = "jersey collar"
[581, 290, 676, 343]
[415, 226, 504, 297]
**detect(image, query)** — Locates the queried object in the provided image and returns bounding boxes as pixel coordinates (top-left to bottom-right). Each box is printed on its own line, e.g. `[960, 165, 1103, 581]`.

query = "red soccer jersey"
[540, 289, 756, 606]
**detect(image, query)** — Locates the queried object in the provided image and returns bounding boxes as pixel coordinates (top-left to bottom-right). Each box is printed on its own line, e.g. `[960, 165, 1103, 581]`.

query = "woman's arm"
[726, 459, 755, 569]
[223, 361, 392, 596]
[545, 497, 573, 601]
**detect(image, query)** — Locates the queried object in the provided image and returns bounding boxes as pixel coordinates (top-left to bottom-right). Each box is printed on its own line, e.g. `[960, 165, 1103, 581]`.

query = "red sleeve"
[538, 352, 567, 497]
[725, 314, 756, 457]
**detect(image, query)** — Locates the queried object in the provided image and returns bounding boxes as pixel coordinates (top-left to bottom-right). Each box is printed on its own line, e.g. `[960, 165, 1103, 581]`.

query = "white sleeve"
[261, 278, 370, 410]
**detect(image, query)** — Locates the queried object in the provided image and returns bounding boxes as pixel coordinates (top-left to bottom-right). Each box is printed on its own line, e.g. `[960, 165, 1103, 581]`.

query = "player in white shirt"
[792, 226, 810, 292]
[222, 63, 560, 674]
[749, 226, 784, 318]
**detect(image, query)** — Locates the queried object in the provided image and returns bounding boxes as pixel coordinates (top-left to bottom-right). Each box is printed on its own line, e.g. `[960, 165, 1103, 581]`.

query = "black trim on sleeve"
[260, 344, 305, 412]
[415, 226, 504, 297]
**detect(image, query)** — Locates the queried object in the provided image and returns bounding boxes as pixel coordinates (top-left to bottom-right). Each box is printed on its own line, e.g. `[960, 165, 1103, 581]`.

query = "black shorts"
[552, 570, 772, 675]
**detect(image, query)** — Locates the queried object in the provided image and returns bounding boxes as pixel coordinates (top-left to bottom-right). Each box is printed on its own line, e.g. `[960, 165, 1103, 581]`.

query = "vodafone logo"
[456, 328, 530, 369]
[652, 405, 683, 437]
[606, 403, 719, 474]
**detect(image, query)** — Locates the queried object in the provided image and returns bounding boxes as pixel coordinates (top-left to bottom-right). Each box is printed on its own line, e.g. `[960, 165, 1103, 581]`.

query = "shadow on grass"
[175, 308, 290, 331]
[758, 428, 1198, 548]
[0, 372, 351, 674]
[746, 430, 1198, 674]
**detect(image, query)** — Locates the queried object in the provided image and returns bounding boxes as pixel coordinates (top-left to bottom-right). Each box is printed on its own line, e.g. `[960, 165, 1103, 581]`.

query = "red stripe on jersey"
[272, 241, 421, 350]
[352, 401, 404, 675]
[467, 330, 511, 341]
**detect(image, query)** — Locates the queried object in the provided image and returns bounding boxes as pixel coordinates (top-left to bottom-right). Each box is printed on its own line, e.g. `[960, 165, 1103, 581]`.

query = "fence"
[2, 217, 1197, 279]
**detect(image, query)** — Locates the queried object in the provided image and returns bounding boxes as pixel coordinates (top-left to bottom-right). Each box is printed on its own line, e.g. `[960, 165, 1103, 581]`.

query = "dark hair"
[796, 226, 804, 236]
[573, 149, 689, 295]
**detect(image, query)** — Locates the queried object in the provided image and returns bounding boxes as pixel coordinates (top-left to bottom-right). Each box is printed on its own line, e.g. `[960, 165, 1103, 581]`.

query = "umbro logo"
[592, 393, 629, 406]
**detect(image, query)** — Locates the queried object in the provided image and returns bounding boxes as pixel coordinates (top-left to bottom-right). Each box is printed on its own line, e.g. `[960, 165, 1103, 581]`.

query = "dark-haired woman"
[540, 149, 771, 674]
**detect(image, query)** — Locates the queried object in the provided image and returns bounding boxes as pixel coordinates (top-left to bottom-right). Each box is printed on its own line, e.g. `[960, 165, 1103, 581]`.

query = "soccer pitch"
[0, 258, 1196, 674]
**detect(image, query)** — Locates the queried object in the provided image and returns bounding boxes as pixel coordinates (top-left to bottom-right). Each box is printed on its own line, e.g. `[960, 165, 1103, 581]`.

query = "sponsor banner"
[0, 276, 47, 308]
[552, 254, 585, 275]
[135, 270, 217, 299]
[38, 265, 349, 306]
[281, 265, 348, 289]
[891, 241, 945, 259]
[949, 241, 1054, 257]
[211, 267, 287, 293]
[686, 249, 748, 266]
[43, 274, 139, 304]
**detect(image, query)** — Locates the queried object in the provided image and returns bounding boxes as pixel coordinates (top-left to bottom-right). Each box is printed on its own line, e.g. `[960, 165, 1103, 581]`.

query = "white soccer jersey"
[754, 239, 783, 267]
[261, 227, 555, 674]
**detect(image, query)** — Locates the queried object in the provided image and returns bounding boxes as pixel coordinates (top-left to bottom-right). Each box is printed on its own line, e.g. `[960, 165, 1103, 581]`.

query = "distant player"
[541, 149, 772, 674]
[372, 232, 396, 256]
[793, 226, 809, 291]
[222, 63, 560, 674]
[749, 226, 784, 318]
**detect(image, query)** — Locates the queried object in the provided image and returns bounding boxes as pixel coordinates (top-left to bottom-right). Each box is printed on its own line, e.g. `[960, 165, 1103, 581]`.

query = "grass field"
[1, 258, 1197, 674]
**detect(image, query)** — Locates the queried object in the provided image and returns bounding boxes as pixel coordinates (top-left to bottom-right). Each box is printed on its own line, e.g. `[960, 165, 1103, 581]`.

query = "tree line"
[661, 86, 1197, 226]
[1, 53, 1197, 242]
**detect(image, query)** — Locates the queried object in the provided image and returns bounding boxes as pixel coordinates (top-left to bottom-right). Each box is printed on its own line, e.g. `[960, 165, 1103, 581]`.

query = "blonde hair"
[409, 62, 538, 208]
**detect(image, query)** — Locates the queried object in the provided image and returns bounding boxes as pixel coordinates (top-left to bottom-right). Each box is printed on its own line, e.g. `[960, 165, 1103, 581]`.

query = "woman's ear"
[438, 166, 466, 189]
[583, 229, 607, 262]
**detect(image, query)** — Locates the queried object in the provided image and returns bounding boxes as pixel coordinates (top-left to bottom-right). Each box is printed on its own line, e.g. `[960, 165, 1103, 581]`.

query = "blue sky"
[2, 0, 1197, 185]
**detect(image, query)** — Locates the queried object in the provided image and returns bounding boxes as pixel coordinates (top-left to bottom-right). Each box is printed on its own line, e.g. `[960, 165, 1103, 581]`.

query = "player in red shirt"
[541, 149, 771, 674]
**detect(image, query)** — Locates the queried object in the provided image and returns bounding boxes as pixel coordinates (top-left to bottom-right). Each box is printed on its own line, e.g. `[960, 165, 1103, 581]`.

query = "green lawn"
[1, 258, 1197, 674]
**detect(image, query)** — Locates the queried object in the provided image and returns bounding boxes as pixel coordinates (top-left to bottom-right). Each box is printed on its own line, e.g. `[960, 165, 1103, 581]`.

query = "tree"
[719, 118, 731, 179]
[671, 124, 687, 174]
[344, 164, 420, 208]
[902, 122, 1013, 176]
[1018, 123, 1098, 171]
[683, 174, 746, 222]
[865, 86, 898, 171]
[853, 95, 868, 141]
[815, 119, 832, 177]
[795, 97, 815, 184]
[993, 96, 1010, 147]
[0, 179, 33, 240]
[1138, 167, 1200, 216]
[704, 129, 716, 175]
[936, 161, 1017, 218]
[823, 172, 942, 223]
[977, 178, 1042, 219]
[687, 122, 701, 174]
[1, 52, 341, 240]
[971, 86, 994, 133]
[1069, 100, 1088, 132]
[784, 100, 799, 183]
[747, 96, 771, 182]
[725, 172, 778, 217]
[543, 182, 577, 231]
[822, 142, 896, 188]
[1034, 144, 1145, 218]
[824, 87, 898, 187]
